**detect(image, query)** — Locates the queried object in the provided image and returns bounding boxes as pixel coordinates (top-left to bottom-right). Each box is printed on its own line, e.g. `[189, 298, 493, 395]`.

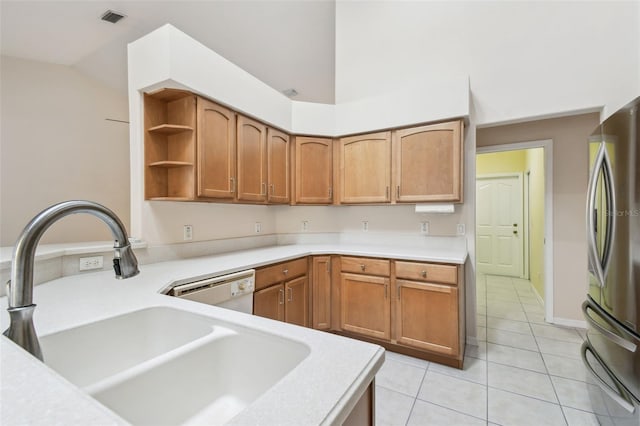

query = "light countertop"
[1, 241, 467, 425]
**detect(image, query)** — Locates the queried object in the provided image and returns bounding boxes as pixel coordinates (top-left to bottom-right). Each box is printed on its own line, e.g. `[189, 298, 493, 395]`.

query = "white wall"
[335, 1, 639, 125]
[0, 56, 130, 245]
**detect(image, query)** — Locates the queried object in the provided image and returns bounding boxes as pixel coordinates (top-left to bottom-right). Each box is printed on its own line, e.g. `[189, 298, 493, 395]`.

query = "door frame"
[476, 172, 525, 278]
[476, 140, 554, 323]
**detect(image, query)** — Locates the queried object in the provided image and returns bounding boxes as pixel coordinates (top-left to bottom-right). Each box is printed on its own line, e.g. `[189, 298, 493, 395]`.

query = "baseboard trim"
[552, 317, 587, 329]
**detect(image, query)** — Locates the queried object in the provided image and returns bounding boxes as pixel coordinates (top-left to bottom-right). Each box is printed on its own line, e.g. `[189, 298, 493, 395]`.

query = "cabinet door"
[237, 115, 267, 202]
[395, 279, 459, 356]
[339, 132, 391, 203]
[267, 128, 290, 204]
[196, 98, 236, 199]
[285, 275, 309, 327]
[312, 256, 332, 330]
[393, 120, 463, 202]
[294, 137, 333, 204]
[340, 273, 390, 340]
[254, 284, 285, 322]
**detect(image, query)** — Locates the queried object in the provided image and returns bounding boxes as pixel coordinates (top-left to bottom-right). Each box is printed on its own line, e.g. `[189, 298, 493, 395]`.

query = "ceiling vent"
[101, 10, 126, 24]
[282, 88, 299, 98]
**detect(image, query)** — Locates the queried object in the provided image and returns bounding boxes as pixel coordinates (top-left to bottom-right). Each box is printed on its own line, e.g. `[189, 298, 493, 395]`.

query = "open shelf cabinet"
[144, 89, 197, 200]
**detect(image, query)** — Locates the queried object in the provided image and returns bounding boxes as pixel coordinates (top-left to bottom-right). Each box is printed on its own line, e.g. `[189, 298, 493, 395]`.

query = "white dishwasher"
[167, 269, 255, 314]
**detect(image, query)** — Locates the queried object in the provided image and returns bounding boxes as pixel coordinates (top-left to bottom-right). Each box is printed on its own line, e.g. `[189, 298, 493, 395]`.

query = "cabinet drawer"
[395, 261, 457, 285]
[255, 257, 307, 290]
[341, 257, 390, 276]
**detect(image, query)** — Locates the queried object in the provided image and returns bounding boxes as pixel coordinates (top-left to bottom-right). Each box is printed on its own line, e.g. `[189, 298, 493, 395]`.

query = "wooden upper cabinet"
[293, 137, 333, 204]
[338, 132, 391, 204]
[237, 115, 267, 202]
[392, 120, 463, 203]
[196, 97, 236, 199]
[267, 128, 290, 204]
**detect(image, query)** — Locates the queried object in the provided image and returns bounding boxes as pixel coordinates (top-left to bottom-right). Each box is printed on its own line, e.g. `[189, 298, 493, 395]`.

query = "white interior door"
[476, 174, 524, 277]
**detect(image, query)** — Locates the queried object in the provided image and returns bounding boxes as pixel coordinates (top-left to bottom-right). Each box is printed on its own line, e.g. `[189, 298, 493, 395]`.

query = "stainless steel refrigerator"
[582, 96, 640, 424]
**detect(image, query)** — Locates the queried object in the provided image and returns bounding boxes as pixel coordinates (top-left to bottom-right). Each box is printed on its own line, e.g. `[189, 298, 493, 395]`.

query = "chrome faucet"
[3, 200, 139, 360]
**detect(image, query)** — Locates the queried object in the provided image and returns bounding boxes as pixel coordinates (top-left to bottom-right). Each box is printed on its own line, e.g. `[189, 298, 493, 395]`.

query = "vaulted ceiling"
[0, 1, 336, 103]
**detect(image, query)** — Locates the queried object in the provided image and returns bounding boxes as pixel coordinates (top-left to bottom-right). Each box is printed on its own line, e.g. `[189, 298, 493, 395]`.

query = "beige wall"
[477, 112, 599, 321]
[0, 56, 131, 245]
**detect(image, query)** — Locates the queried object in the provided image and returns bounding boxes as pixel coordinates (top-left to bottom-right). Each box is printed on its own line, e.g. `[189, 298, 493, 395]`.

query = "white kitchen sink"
[93, 328, 310, 425]
[38, 306, 310, 425]
[40, 306, 216, 387]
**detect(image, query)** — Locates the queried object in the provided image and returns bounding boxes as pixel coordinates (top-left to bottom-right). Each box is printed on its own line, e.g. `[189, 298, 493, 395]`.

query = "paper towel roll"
[415, 204, 455, 214]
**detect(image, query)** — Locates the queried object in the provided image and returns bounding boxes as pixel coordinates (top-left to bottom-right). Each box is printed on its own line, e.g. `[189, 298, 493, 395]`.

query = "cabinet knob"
[360, 264, 366, 271]
[283, 269, 289, 275]
[421, 270, 427, 278]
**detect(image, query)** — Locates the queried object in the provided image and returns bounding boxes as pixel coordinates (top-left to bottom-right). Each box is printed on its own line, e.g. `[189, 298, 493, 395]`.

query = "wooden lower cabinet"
[253, 257, 309, 327]
[284, 276, 309, 327]
[254, 278, 309, 327]
[340, 273, 391, 340]
[254, 284, 285, 322]
[333, 256, 465, 368]
[395, 279, 459, 356]
[312, 256, 332, 330]
[254, 255, 465, 369]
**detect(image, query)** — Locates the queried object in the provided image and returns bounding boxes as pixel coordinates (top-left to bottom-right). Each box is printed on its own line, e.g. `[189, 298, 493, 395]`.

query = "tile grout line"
[404, 360, 431, 426]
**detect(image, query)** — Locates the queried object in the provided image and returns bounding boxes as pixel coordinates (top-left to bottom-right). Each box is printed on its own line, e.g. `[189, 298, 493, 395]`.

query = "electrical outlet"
[79, 256, 104, 271]
[456, 224, 466, 235]
[362, 221, 369, 232]
[183, 225, 193, 241]
[421, 221, 430, 234]
[254, 222, 262, 233]
[302, 220, 309, 231]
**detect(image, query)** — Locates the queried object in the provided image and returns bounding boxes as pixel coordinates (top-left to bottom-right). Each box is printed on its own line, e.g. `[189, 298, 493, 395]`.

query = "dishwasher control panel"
[231, 276, 254, 296]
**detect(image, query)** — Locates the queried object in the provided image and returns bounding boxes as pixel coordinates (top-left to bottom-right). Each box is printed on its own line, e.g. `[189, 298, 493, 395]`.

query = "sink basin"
[93, 329, 310, 425]
[40, 307, 215, 387]
[38, 306, 310, 425]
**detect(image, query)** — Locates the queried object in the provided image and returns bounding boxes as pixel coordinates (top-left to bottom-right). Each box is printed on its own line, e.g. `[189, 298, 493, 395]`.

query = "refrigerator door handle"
[600, 145, 616, 280]
[581, 341, 637, 413]
[587, 143, 606, 287]
[583, 300, 638, 353]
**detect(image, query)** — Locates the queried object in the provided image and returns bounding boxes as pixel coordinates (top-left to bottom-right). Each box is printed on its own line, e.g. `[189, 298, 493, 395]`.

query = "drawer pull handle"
[421, 270, 427, 278]
[360, 264, 366, 271]
[283, 269, 289, 275]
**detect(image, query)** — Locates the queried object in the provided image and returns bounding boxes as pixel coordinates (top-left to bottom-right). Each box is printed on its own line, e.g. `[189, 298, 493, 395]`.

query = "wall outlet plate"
[456, 223, 466, 235]
[79, 256, 104, 271]
[421, 221, 430, 234]
[362, 221, 369, 232]
[302, 220, 309, 231]
[183, 225, 193, 241]
[254, 222, 262, 233]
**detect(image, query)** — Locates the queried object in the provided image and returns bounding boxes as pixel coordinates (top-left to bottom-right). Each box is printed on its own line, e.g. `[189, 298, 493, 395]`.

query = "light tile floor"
[374, 273, 615, 426]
